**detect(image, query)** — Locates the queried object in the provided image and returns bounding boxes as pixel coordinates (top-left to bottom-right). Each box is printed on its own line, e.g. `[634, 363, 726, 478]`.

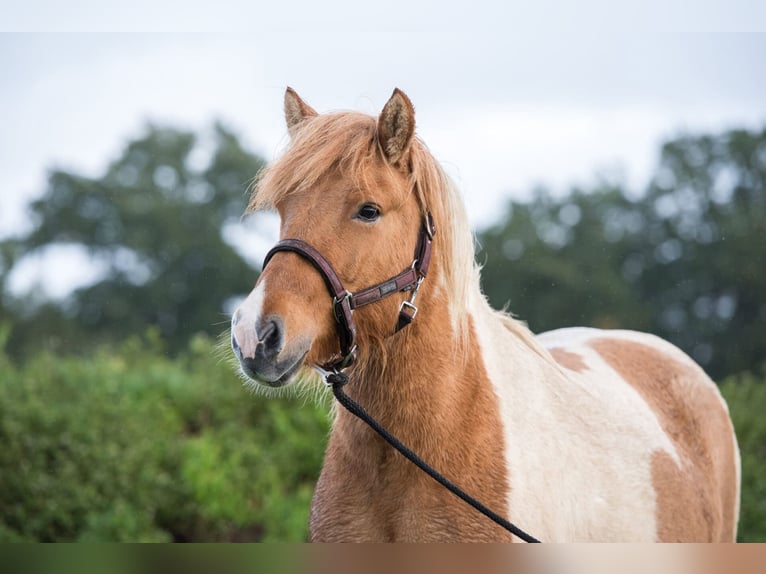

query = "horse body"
[231, 88, 740, 542]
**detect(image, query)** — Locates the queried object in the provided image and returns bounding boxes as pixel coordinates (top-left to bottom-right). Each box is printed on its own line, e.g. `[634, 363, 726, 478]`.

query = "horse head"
[231, 88, 428, 387]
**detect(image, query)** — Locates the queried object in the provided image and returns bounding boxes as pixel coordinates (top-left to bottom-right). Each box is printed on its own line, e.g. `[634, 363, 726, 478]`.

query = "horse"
[230, 87, 741, 542]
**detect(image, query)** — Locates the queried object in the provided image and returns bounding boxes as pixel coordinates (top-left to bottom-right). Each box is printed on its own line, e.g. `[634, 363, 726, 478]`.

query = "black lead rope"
[326, 371, 541, 543]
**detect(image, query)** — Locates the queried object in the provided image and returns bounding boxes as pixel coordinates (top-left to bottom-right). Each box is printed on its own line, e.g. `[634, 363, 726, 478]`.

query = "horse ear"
[377, 88, 415, 165]
[284, 87, 318, 137]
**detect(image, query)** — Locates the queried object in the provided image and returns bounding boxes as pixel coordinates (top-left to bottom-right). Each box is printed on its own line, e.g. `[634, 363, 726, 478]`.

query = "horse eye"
[356, 204, 381, 222]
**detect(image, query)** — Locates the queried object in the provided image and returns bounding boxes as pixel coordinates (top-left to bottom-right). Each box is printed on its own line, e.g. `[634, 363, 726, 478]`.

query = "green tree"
[3, 123, 264, 356]
[637, 128, 766, 377]
[478, 126, 766, 379]
[479, 183, 652, 333]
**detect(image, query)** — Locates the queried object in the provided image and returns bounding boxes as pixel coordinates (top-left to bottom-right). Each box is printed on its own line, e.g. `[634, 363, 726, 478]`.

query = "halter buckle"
[399, 300, 418, 320]
[398, 276, 424, 320]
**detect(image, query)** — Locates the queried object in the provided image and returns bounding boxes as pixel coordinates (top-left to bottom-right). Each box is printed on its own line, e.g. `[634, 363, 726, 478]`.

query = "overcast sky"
[1, 3, 765, 296]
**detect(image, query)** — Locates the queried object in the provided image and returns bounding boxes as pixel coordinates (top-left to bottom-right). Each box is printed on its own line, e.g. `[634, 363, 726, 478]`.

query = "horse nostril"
[257, 320, 275, 343]
[256, 317, 284, 357]
[231, 332, 242, 358]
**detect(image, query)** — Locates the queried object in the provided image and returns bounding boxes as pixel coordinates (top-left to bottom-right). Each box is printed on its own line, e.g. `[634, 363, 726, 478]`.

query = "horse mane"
[249, 110, 554, 361]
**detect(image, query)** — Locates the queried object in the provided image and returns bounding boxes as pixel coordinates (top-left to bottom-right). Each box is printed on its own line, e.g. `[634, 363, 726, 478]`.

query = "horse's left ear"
[377, 88, 415, 166]
[285, 87, 318, 138]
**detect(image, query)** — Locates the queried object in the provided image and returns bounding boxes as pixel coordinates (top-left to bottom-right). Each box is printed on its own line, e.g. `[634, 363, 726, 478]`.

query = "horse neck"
[325, 262, 525, 542]
[337, 271, 498, 461]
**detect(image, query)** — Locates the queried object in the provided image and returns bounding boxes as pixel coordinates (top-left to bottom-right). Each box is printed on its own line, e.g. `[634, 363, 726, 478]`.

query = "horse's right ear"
[377, 88, 415, 166]
[284, 87, 318, 137]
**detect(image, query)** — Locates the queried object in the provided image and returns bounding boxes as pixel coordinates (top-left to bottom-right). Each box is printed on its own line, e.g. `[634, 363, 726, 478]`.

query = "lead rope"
[325, 371, 541, 543]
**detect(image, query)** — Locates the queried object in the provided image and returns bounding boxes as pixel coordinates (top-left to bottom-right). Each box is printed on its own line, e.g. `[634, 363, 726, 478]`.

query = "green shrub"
[0, 329, 329, 541]
[720, 370, 766, 542]
[2, 322, 763, 542]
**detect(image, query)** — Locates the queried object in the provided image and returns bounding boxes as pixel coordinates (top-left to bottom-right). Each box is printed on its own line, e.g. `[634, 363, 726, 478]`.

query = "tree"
[478, 126, 766, 379]
[637, 128, 766, 378]
[3, 123, 264, 356]
[479, 184, 652, 334]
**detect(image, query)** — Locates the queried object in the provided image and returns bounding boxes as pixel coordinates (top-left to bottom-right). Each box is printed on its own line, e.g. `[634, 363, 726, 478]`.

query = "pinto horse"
[230, 88, 740, 542]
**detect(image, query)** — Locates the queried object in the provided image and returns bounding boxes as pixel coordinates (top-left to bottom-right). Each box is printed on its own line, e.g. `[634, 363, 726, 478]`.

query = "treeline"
[478, 128, 766, 380]
[0, 123, 263, 357]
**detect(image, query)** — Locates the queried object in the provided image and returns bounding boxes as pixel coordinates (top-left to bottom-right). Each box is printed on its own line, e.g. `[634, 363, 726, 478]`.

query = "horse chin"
[239, 351, 308, 389]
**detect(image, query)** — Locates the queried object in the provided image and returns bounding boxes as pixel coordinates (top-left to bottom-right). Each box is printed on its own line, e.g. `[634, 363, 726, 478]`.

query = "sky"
[1, 2, 765, 297]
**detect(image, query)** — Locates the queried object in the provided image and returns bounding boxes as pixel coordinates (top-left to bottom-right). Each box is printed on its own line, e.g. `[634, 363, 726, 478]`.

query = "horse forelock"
[249, 112, 378, 211]
[249, 109, 480, 343]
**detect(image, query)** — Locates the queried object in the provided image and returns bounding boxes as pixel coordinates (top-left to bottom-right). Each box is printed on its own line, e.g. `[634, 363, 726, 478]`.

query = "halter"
[261, 213, 435, 373]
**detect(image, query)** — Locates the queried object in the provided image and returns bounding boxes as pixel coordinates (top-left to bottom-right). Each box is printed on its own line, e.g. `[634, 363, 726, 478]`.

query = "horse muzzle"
[231, 314, 308, 387]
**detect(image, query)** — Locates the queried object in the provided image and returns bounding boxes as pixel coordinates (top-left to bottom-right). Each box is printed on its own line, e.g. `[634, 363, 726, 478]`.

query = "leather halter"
[262, 213, 435, 373]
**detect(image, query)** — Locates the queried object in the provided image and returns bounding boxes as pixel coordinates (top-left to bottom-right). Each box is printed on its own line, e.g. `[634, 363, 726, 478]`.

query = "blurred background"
[1, 3, 765, 541]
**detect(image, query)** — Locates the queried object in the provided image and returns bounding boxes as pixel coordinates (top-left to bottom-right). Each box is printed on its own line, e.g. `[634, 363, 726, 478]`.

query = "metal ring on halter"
[338, 345, 357, 369]
[332, 291, 353, 323]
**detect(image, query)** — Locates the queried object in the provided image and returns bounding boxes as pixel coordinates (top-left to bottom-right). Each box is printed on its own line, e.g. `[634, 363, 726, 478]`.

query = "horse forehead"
[277, 165, 408, 223]
[280, 191, 339, 226]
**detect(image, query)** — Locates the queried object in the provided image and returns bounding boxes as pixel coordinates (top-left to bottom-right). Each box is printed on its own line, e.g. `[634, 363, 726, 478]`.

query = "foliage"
[0, 326, 763, 542]
[720, 370, 766, 542]
[478, 126, 766, 380]
[0, 330, 329, 542]
[479, 185, 652, 332]
[2, 123, 263, 357]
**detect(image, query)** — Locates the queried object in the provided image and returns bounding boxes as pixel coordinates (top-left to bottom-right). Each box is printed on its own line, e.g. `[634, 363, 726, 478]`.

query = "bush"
[1, 322, 763, 542]
[0, 328, 329, 541]
[720, 370, 766, 542]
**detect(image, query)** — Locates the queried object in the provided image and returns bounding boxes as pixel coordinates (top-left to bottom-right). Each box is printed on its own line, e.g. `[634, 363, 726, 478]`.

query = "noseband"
[261, 213, 435, 373]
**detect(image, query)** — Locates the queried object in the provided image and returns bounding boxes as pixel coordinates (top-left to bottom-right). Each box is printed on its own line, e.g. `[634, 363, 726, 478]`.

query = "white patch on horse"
[232, 279, 266, 360]
[537, 328, 684, 468]
[470, 317, 682, 541]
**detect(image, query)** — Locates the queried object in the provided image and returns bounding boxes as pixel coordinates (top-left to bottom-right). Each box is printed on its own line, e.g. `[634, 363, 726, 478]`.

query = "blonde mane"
[249, 110, 551, 359]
